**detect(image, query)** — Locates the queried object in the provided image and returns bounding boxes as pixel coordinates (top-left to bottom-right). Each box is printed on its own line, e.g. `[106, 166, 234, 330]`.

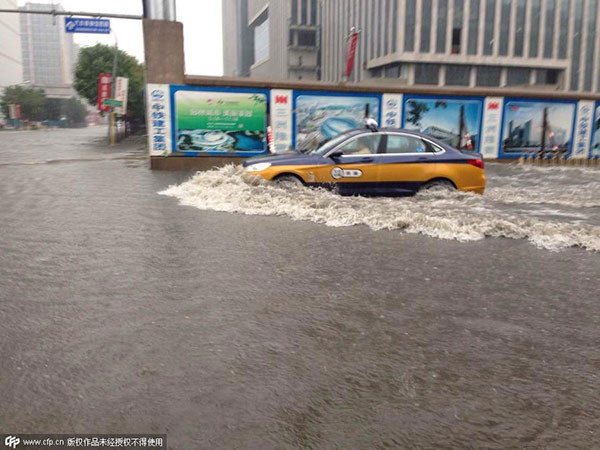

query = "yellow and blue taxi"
[243, 121, 485, 196]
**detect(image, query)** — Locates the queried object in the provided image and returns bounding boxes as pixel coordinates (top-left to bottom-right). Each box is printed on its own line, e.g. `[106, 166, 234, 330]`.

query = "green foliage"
[74, 43, 145, 120]
[0, 85, 47, 121]
[62, 97, 88, 127]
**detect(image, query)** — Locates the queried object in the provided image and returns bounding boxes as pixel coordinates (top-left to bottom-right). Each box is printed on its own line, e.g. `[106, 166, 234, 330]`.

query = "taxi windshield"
[309, 131, 361, 155]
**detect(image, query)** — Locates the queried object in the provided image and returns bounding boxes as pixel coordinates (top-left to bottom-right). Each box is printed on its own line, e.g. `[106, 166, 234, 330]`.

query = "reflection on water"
[161, 163, 600, 252]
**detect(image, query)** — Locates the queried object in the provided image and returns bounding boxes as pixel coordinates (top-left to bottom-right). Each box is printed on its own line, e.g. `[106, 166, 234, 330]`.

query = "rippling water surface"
[162, 162, 600, 251]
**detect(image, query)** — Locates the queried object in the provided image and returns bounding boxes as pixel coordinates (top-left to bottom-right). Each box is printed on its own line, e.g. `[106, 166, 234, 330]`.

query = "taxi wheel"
[422, 179, 455, 191]
[274, 174, 304, 187]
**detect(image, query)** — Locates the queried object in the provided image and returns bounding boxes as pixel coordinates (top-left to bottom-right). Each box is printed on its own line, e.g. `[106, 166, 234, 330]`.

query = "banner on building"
[572, 100, 594, 159]
[270, 89, 293, 153]
[344, 31, 359, 77]
[97, 73, 112, 113]
[114, 77, 129, 115]
[172, 87, 269, 156]
[480, 97, 503, 158]
[591, 102, 600, 158]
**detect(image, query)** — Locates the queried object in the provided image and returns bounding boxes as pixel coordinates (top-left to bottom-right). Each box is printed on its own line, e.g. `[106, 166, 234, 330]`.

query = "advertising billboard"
[499, 99, 577, 158]
[293, 92, 380, 151]
[591, 102, 600, 158]
[173, 87, 269, 156]
[402, 95, 484, 152]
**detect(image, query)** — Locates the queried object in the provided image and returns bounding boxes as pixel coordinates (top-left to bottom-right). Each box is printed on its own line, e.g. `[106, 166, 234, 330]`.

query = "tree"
[74, 43, 145, 121]
[406, 101, 430, 127]
[0, 85, 47, 121]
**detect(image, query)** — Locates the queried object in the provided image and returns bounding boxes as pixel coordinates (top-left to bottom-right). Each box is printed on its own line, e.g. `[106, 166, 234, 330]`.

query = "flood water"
[163, 161, 600, 252]
[1, 127, 599, 449]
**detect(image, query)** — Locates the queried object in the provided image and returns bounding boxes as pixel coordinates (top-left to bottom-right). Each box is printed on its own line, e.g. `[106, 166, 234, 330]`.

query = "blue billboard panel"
[293, 91, 381, 151]
[402, 95, 484, 152]
[591, 102, 600, 158]
[499, 98, 577, 158]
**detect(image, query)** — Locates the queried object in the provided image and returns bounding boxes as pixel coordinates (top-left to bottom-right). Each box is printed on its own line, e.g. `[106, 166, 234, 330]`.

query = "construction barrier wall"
[147, 77, 600, 167]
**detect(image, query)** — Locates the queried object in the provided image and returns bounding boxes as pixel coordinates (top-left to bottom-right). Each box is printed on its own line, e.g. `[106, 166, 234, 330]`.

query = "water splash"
[160, 164, 600, 252]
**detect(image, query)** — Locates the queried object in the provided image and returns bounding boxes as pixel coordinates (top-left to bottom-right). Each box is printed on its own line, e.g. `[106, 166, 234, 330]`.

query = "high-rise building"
[222, 0, 321, 80]
[19, 2, 77, 93]
[0, 0, 23, 90]
[321, 0, 600, 92]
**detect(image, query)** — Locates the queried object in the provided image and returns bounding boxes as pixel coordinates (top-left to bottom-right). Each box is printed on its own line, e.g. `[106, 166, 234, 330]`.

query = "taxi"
[243, 121, 486, 196]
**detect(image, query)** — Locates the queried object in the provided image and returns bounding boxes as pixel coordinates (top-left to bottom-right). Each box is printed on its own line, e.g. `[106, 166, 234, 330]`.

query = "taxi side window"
[385, 135, 432, 154]
[338, 134, 382, 155]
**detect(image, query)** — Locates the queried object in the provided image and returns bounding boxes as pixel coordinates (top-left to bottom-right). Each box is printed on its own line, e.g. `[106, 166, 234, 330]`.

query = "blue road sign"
[65, 17, 110, 34]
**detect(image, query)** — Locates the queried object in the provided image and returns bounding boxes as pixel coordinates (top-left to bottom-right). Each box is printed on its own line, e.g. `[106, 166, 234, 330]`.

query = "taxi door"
[376, 133, 438, 194]
[309, 133, 384, 195]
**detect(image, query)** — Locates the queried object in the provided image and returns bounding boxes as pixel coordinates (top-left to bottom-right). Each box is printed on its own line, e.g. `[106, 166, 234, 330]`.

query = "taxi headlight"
[245, 162, 271, 172]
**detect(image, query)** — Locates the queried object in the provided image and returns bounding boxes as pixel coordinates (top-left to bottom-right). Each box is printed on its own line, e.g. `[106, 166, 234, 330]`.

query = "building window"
[529, 0, 541, 57]
[570, 0, 583, 90]
[446, 65, 470, 85]
[377, 0, 383, 57]
[420, 0, 432, 52]
[499, 0, 511, 56]
[436, 0, 448, 53]
[513, 0, 526, 56]
[310, 0, 317, 25]
[476, 66, 501, 86]
[584, 0, 597, 91]
[384, 0, 391, 54]
[483, 0, 495, 55]
[391, 0, 398, 52]
[414, 63, 440, 84]
[467, 0, 480, 55]
[404, 0, 416, 52]
[253, 10, 269, 64]
[536, 69, 560, 85]
[543, 0, 556, 58]
[452, 0, 463, 53]
[558, 0, 570, 59]
[297, 30, 316, 46]
[291, 0, 298, 24]
[384, 64, 400, 77]
[301, 0, 307, 24]
[506, 68, 531, 85]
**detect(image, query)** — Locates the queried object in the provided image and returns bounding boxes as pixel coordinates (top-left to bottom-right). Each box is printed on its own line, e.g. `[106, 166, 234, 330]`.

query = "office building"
[222, 0, 321, 80]
[0, 0, 23, 90]
[321, 0, 600, 92]
[19, 2, 78, 95]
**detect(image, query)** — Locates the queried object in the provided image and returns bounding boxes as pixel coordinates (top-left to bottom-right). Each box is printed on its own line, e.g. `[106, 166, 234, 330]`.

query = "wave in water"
[160, 165, 600, 252]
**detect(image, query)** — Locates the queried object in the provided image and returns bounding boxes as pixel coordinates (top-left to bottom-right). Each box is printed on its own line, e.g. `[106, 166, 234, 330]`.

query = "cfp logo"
[331, 167, 363, 179]
[4, 436, 20, 449]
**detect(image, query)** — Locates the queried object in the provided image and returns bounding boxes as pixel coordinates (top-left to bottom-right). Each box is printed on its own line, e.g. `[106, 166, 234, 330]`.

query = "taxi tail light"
[468, 158, 484, 169]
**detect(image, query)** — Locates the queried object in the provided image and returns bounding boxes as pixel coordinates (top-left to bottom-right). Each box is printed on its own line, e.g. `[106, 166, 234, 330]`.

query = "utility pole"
[540, 107, 548, 157]
[109, 30, 118, 146]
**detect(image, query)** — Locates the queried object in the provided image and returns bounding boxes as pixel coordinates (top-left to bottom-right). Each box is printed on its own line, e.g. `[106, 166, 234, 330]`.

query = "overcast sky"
[17, 0, 223, 76]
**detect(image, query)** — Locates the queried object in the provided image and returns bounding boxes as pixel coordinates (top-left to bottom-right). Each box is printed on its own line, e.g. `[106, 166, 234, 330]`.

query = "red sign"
[275, 95, 288, 104]
[97, 73, 112, 112]
[488, 102, 499, 110]
[344, 32, 359, 77]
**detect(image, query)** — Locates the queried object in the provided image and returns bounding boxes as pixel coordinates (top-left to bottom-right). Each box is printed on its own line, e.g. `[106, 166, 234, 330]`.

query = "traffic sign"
[65, 17, 110, 34]
[103, 98, 123, 108]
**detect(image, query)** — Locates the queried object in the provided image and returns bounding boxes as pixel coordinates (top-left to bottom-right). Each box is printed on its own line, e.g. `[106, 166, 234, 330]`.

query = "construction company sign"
[480, 97, 503, 159]
[572, 100, 594, 159]
[381, 94, 403, 128]
[114, 77, 129, 115]
[270, 89, 292, 153]
[146, 84, 172, 156]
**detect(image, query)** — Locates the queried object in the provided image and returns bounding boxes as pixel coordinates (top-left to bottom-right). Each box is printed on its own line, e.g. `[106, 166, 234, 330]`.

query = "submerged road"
[0, 127, 599, 449]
